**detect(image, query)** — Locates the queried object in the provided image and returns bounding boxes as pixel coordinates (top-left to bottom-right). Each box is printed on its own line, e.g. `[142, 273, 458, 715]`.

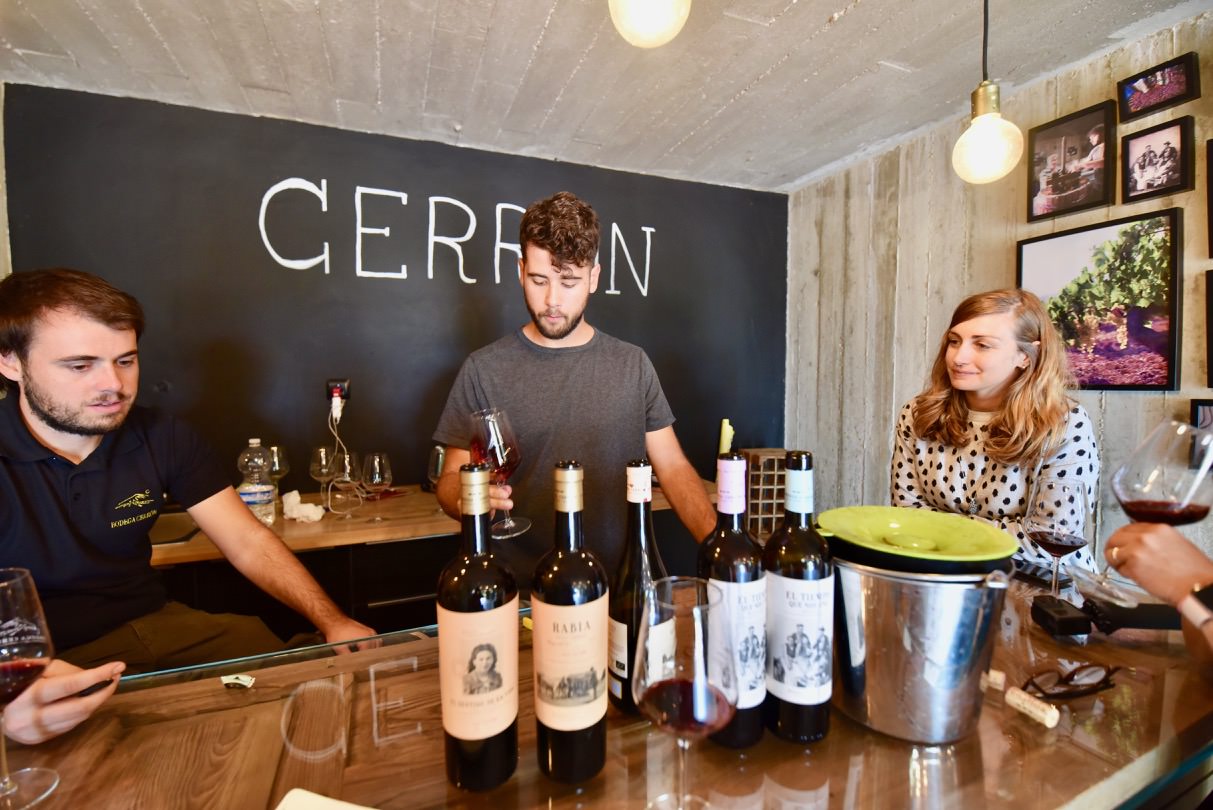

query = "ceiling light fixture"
[609, 0, 691, 48]
[951, 0, 1023, 184]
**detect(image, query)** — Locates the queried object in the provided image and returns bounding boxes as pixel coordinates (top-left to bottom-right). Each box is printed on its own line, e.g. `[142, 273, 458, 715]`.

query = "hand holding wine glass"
[632, 577, 737, 810]
[0, 568, 59, 808]
[1111, 419, 1213, 525]
[469, 408, 530, 539]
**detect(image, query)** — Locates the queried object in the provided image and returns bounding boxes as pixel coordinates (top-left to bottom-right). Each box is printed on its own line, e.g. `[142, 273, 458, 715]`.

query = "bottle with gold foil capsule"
[436, 462, 519, 791]
[531, 460, 609, 783]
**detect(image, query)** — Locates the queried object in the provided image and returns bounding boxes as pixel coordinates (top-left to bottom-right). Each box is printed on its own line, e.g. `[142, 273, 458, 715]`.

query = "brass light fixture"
[952, 0, 1023, 184]
[609, 0, 691, 49]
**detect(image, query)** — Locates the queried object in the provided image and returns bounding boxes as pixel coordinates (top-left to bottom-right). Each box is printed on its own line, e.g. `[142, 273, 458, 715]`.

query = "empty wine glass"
[0, 569, 58, 808]
[309, 447, 337, 510]
[1024, 479, 1092, 596]
[427, 445, 446, 514]
[331, 451, 362, 519]
[632, 577, 737, 810]
[469, 408, 530, 539]
[268, 446, 290, 503]
[362, 452, 392, 522]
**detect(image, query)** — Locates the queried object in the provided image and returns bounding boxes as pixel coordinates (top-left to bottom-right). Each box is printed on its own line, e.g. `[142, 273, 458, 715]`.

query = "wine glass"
[632, 577, 737, 810]
[1023, 479, 1092, 596]
[268, 446, 290, 490]
[469, 408, 530, 539]
[331, 451, 362, 519]
[427, 445, 446, 514]
[362, 452, 392, 522]
[308, 447, 336, 510]
[0, 569, 58, 808]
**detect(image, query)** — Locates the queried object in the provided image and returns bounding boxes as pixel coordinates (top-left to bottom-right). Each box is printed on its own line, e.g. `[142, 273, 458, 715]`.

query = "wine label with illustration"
[437, 595, 519, 740]
[716, 457, 746, 515]
[532, 594, 609, 730]
[711, 577, 766, 709]
[626, 465, 652, 503]
[608, 616, 629, 679]
[784, 468, 814, 514]
[765, 573, 833, 705]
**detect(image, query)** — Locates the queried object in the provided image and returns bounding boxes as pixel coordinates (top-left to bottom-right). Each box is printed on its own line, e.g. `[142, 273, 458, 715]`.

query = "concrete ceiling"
[0, 0, 1206, 192]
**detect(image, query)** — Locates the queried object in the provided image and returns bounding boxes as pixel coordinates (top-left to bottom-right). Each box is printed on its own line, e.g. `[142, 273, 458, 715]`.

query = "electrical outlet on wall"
[326, 378, 350, 400]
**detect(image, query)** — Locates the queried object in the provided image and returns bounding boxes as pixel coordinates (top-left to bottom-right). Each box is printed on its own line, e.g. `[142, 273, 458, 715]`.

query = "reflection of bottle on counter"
[237, 438, 276, 526]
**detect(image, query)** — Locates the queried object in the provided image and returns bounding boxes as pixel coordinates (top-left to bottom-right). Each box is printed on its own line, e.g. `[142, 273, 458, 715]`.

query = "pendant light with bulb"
[952, 0, 1023, 184]
[609, 0, 691, 49]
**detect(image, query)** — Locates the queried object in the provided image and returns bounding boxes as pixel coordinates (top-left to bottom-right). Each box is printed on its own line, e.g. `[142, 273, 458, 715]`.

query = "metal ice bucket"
[833, 558, 1009, 744]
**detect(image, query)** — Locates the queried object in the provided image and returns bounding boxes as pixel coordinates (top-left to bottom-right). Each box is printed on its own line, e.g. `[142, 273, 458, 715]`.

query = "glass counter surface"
[15, 582, 1213, 809]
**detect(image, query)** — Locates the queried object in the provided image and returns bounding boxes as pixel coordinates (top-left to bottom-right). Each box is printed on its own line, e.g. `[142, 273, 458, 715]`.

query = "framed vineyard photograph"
[1017, 208, 1182, 391]
[1027, 102, 1116, 222]
[1117, 52, 1200, 122]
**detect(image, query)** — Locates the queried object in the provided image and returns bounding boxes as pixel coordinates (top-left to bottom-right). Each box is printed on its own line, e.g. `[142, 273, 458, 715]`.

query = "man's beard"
[529, 306, 585, 341]
[23, 374, 128, 437]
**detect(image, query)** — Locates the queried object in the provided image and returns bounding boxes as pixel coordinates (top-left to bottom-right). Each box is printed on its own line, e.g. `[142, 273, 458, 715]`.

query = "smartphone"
[75, 678, 114, 698]
[1013, 560, 1072, 589]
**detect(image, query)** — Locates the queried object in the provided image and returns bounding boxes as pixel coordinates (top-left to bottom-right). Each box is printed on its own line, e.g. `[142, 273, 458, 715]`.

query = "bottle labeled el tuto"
[608, 459, 668, 713]
[762, 450, 833, 743]
[436, 463, 519, 791]
[698, 451, 766, 748]
[531, 460, 609, 783]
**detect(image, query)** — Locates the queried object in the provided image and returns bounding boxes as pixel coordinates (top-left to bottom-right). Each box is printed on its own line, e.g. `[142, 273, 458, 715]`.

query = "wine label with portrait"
[711, 577, 767, 709]
[437, 595, 519, 740]
[532, 594, 609, 730]
[608, 616, 629, 679]
[765, 573, 833, 705]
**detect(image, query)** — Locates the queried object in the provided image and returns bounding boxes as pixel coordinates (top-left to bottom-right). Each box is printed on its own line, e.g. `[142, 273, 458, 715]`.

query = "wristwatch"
[1177, 583, 1213, 628]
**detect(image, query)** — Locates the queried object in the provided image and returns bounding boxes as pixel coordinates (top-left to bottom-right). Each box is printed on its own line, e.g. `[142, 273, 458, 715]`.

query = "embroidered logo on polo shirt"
[115, 490, 155, 510]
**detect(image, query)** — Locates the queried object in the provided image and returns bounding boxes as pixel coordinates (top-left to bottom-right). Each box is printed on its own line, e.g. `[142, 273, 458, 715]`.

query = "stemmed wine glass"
[362, 452, 392, 522]
[632, 577, 737, 810]
[268, 446, 290, 498]
[331, 451, 362, 519]
[309, 447, 336, 510]
[1024, 479, 1092, 596]
[469, 408, 530, 539]
[427, 445, 446, 515]
[0, 569, 59, 808]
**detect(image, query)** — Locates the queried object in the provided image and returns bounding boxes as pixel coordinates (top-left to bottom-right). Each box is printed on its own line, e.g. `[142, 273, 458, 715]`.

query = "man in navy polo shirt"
[0, 268, 374, 673]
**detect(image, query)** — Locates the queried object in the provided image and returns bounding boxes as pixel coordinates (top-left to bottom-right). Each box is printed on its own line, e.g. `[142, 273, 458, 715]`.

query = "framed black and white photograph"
[1017, 208, 1182, 391]
[1027, 101, 1116, 222]
[1118, 52, 1201, 122]
[1121, 116, 1194, 203]
[1192, 398, 1213, 431]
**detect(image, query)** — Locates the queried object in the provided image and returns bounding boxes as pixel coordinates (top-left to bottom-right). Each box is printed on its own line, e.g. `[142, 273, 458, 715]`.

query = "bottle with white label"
[697, 451, 765, 748]
[531, 460, 609, 783]
[762, 450, 832, 743]
[236, 438, 276, 526]
[608, 459, 668, 714]
[436, 463, 519, 791]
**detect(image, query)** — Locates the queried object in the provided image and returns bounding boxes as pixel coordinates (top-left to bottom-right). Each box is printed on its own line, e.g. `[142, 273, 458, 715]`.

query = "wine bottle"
[436, 462, 519, 791]
[531, 460, 609, 783]
[697, 451, 765, 748]
[608, 458, 668, 714]
[762, 451, 833, 743]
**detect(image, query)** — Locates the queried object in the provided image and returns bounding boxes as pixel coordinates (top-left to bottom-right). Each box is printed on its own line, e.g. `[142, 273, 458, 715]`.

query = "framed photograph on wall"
[1017, 208, 1182, 391]
[1207, 271, 1213, 386]
[1208, 140, 1212, 259]
[1192, 398, 1213, 430]
[1027, 101, 1116, 222]
[1121, 116, 1194, 203]
[1117, 52, 1201, 122]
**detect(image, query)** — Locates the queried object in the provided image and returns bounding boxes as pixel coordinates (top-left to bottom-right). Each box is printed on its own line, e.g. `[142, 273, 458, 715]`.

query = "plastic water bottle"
[237, 438, 276, 526]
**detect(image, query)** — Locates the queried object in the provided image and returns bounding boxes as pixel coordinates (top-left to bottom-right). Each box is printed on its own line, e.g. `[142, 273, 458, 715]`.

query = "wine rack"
[741, 448, 785, 542]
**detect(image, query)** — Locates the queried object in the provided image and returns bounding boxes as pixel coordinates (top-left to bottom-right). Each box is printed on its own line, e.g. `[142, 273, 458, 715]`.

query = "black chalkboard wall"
[4, 84, 786, 520]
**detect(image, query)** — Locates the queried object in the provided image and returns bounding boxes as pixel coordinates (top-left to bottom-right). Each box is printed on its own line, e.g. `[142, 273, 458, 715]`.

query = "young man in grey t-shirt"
[432, 191, 714, 576]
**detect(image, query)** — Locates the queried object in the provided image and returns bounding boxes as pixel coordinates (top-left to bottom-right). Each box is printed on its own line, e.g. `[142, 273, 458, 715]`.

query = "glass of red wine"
[0, 568, 58, 808]
[469, 408, 530, 539]
[632, 576, 737, 810]
[1024, 480, 1093, 597]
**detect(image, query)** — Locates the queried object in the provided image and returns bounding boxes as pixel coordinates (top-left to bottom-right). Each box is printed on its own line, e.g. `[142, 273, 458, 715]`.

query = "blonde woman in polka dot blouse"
[890, 289, 1100, 571]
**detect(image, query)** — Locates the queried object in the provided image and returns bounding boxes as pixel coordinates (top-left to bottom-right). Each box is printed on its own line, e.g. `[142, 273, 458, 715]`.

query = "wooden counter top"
[149, 483, 690, 567]
[16, 582, 1213, 808]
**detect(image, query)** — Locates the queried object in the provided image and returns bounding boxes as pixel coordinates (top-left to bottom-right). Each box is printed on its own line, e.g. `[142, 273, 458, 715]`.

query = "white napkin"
[274, 788, 374, 809]
[282, 490, 325, 523]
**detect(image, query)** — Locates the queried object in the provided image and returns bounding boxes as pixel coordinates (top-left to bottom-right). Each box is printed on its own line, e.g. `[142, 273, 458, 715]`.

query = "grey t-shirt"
[433, 328, 675, 579]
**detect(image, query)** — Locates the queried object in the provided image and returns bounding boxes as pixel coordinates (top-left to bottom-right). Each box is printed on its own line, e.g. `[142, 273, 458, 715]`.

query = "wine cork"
[981, 669, 1007, 692]
[1005, 687, 1060, 728]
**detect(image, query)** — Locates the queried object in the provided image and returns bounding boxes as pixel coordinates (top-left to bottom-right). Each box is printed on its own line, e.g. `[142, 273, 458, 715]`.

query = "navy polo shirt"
[0, 391, 230, 650]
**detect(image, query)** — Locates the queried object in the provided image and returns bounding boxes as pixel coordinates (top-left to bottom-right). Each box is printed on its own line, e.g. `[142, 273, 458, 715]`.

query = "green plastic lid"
[818, 506, 1018, 562]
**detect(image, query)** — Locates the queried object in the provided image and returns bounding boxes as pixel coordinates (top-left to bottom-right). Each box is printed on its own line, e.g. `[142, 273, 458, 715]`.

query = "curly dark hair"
[519, 191, 600, 268]
[0, 268, 144, 361]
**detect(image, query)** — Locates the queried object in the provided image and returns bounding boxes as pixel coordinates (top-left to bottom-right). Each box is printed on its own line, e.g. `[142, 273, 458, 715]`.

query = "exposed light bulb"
[609, 0, 691, 48]
[952, 80, 1023, 184]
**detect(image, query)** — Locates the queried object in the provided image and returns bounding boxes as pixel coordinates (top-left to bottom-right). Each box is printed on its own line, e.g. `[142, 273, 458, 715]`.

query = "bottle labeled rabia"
[436, 463, 519, 791]
[762, 450, 833, 743]
[697, 451, 766, 748]
[531, 460, 609, 783]
[608, 459, 668, 713]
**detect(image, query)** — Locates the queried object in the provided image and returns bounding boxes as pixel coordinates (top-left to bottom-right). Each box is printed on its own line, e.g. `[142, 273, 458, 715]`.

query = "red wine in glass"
[1025, 529, 1088, 559]
[1117, 499, 1211, 525]
[0, 656, 49, 707]
[469, 408, 530, 539]
[640, 678, 735, 741]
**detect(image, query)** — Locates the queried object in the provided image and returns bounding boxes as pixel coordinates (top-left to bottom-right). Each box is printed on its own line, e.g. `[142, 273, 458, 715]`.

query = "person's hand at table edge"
[321, 618, 380, 654]
[5, 659, 125, 744]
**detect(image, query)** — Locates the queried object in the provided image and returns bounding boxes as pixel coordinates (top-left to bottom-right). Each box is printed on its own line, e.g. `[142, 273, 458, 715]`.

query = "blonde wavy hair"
[910, 288, 1075, 467]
